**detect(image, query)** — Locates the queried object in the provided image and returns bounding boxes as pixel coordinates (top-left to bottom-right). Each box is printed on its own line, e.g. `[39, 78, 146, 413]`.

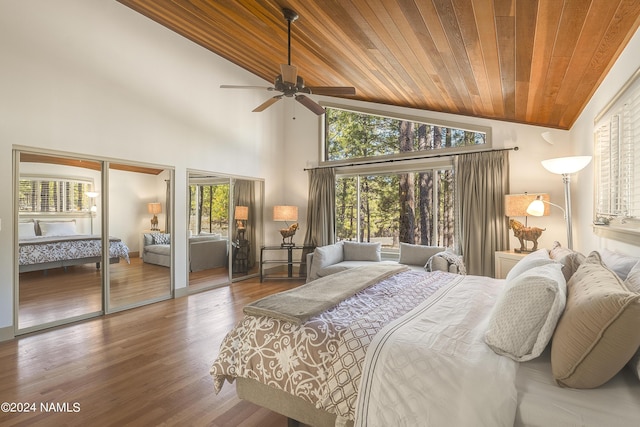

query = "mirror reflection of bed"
[16, 152, 173, 332]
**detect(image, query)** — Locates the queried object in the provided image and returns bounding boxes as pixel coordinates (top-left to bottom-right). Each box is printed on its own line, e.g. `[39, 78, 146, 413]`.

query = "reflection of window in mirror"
[187, 173, 232, 292]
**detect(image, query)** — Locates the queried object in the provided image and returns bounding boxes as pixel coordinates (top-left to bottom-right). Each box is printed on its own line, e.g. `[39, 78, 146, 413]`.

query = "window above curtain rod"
[303, 146, 519, 171]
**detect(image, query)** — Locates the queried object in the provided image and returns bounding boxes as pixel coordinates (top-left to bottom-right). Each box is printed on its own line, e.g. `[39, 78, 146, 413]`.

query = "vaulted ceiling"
[117, 0, 640, 129]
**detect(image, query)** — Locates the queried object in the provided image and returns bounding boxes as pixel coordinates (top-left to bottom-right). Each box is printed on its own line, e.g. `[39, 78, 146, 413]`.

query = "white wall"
[0, 0, 286, 332]
[570, 28, 640, 257]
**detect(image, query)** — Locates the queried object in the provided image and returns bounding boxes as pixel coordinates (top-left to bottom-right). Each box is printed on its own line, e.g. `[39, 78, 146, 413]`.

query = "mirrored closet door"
[16, 152, 104, 332]
[15, 150, 174, 334]
[107, 162, 173, 311]
[187, 172, 264, 291]
[187, 172, 232, 292]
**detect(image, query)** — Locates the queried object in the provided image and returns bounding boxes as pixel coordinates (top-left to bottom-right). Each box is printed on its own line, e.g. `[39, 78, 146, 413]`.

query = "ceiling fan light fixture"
[281, 64, 298, 85]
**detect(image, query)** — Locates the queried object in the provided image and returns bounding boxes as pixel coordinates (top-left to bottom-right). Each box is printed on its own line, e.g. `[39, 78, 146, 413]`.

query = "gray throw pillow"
[343, 241, 381, 261]
[398, 242, 444, 266]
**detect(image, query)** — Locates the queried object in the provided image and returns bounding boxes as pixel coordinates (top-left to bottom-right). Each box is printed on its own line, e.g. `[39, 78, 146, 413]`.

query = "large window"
[19, 176, 93, 214]
[325, 107, 488, 250]
[325, 106, 488, 162]
[336, 168, 455, 249]
[594, 68, 640, 241]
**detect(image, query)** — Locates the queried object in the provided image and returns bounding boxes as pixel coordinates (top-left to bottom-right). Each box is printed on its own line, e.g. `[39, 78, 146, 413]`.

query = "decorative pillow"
[308, 242, 344, 280]
[485, 263, 566, 361]
[38, 220, 77, 236]
[600, 248, 640, 281]
[398, 243, 444, 266]
[505, 248, 554, 281]
[551, 251, 640, 388]
[548, 241, 585, 282]
[625, 261, 640, 293]
[18, 222, 37, 238]
[152, 233, 171, 245]
[343, 241, 381, 262]
[549, 241, 572, 260]
[628, 349, 640, 381]
[426, 250, 466, 275]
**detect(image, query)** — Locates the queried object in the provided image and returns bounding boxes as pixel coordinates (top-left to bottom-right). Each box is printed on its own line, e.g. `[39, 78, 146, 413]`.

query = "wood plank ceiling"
[116, 0, 640, 129]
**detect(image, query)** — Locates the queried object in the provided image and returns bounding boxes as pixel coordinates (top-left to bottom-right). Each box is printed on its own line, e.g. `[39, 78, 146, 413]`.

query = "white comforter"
[355, 275, 518, 427]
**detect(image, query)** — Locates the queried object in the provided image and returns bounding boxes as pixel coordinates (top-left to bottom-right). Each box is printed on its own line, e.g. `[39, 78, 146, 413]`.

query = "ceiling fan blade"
[306, 86, 356, 96]
[253, 95, 282, 112]
[220, 85, 273, 90]
[280, 64, 298, 85]
[295, 94, 325, 115]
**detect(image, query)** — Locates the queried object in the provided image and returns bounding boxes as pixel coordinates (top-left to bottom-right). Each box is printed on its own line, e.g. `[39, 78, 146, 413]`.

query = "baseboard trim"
[0, 325, 15, 342]
[174, 286, 189, 298]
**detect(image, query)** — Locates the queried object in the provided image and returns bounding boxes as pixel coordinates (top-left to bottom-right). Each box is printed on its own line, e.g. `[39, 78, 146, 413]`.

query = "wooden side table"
[494, 250, 528, 279]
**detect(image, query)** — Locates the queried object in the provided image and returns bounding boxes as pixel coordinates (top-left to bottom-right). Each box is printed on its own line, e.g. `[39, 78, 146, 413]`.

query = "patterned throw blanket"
[211, 270, 457, 419]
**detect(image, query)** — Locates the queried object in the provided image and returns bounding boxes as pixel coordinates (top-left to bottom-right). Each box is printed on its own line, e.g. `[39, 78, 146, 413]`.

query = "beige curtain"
[233, 179, 256, 269]
[301, 168, 336, 274]
[455, 150, 510, 277]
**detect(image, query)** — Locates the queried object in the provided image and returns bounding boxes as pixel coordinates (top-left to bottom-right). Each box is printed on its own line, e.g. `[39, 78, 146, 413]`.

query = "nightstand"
[494, 250, 528, 279]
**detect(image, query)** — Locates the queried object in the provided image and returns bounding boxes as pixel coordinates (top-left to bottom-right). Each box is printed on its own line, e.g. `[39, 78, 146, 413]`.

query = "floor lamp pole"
[562, 173, 573, 250]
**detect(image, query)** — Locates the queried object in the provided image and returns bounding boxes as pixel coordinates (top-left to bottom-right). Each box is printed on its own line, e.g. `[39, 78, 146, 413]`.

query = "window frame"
[320, 102, 492, 167]
[593, 67, 640, 244]
[335, 157, 455, 255]
[18, 174, 95, 218]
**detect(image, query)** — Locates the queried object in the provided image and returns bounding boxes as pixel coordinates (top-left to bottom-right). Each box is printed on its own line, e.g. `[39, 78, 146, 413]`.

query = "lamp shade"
[273, 205, 298, 221]
[527, 199, 546, 216]
[505, 194, 550, 217]
[147, 202, 162, 215]
[234, 205, 249, 221]
[541, 156, 592, 175]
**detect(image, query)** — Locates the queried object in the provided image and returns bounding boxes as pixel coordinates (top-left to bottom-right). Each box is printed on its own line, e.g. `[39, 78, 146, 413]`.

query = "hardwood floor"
[0, 277, 304, 426]
[18, 257, 172, 329]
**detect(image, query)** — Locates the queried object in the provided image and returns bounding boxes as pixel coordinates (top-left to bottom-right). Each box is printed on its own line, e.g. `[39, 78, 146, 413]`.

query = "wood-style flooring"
[0, 276, 304, 426]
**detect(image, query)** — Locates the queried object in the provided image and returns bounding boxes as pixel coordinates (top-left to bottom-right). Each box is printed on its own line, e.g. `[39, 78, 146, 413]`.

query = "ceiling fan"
[220, 8, 356, 115]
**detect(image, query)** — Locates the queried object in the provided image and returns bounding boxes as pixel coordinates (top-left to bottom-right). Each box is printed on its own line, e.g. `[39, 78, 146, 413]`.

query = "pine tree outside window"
[324, 106, 489, 251]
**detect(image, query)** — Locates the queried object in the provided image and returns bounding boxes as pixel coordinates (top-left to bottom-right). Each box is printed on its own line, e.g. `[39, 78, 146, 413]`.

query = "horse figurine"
[508, 219, 545, 253]
[279, 223, 299, 246]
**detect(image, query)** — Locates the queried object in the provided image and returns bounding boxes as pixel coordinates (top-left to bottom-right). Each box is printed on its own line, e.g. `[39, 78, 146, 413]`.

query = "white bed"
[515, 349, 640, 427]
[211, 246, 640, 426]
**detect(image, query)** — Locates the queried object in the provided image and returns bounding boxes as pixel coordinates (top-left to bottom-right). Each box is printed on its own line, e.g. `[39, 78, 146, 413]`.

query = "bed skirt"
[236, 378, 353, 427]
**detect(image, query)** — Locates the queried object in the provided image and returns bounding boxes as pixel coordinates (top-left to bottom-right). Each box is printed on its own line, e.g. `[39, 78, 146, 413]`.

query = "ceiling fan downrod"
[283, 8, 298, 66]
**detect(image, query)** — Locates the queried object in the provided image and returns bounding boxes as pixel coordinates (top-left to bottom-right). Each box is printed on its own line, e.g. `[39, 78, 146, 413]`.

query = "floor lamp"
[529, 156, 591, 250]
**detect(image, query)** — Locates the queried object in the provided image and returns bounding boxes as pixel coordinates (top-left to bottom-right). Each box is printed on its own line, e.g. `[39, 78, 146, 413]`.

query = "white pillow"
[18, 222, 37, 238]
[38, 221, 77, 236]
[308, 242, 345, 280]
[485, 263, 566, 361]
[625, 261, 640, 293]
[505, 248, 554, 281]
[600, 248, 640, 281]
[398, 242, 444, 266]
[343, 241, 381, 261]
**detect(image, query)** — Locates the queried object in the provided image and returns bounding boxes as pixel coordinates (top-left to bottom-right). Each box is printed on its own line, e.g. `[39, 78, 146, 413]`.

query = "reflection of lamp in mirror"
[148, 202, 162, 231]
[86, 191, 99, 234]
[234, 205, 248, 241]
[273, 205, 298, 247]
[532, 156, 592, 250]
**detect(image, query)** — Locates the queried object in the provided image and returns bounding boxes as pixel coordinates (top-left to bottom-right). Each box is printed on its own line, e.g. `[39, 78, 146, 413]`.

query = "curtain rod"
[303, 146, 519, 171]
